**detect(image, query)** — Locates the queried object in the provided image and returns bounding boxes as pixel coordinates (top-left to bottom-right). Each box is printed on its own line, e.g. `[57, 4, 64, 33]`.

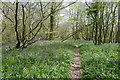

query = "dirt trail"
[71, 45, 83, 79]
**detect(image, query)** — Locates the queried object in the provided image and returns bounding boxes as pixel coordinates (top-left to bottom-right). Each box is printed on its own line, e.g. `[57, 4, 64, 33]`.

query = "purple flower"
[39, 57, 43, 61]
[109, 59, 113, 62]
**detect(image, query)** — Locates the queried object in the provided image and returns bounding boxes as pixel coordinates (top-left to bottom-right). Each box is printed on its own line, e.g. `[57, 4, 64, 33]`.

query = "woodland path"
[71, 45, 83, 79]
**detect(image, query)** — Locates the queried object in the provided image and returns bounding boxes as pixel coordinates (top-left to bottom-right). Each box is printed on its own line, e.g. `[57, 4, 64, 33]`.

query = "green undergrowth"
[80, 42, 119, 79]
[2, 40, 76, 78]
[2, 40, 119, 79]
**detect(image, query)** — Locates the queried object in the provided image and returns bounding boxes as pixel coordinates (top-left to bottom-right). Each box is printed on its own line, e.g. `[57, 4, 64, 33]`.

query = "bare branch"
[2, 2, 14, 14]
[53, 0, 64, 10]
[54, 2, 76, 13]
[0, 7, 14, 23]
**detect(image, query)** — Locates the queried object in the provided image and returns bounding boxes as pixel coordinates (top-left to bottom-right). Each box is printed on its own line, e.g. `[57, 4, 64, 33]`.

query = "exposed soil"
[71, 45, 83, 79]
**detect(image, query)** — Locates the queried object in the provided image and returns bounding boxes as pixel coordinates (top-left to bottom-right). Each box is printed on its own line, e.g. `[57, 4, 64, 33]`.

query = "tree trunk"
[94, 13, 98, 45]
[15, 2, 20, 48]
[98, 3, 104, 45]
[116, 1, 120, 43]
[98, 23, 102, 45]
[109, 3, 117, 43]
[22, 4, 26, 43]
[91, 24, 95, 43]
[75, 10, 79, 40]
[49, 2, 55, 40]
[118, 2, 120, 43]
[103, 3, 113, 43]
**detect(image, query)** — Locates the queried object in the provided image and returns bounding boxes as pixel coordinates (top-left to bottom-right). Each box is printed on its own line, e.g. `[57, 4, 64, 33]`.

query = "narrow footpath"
[71, 45, 83, 79]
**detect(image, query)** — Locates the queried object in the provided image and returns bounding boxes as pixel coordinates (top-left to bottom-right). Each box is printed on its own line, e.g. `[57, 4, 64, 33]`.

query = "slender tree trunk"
[98, 3, 104, 45]
[72, 24, 75, 39]
[109, 21, 114, 43]
[98, 24, 102, 45]
[22, 4, 26, 43]
[94, 13, 98, 45]
[91, 24, 94, 43]
[116, 1, 120, 43]
[86, 27, 88, 40]
[118, 2, 120, 43]
[109, 4, 117, 43]
[103, 16, 110, 43]
[49, 2, 55, 40]
[118, 1, 120, 79]
[75, 10, 79, 40]
[15, 2, 20, 48]
[103, 25, 108, 43]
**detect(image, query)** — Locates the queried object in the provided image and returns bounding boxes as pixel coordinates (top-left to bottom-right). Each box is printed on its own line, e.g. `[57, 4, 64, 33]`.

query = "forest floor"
[1, 40, 119, 79]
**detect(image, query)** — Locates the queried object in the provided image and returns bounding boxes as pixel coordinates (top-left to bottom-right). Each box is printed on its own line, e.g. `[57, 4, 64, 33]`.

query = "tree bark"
[118, 2, 120, 43]
[103, 4, 112, 43]
[94, 3, 99, 45]
[94, 14, 98, 45]
[15, 2, 20, 48]
[98, 2, 104, 45]
[117, 1, 120, 43]
[22, 4, 26, 43]
[49, 2, 55, 40]
[109, 4, 117, 43]
[75, 10, 79, 40]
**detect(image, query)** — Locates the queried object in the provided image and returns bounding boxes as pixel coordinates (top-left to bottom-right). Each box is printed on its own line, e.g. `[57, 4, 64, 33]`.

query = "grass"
[2, 40, 75, 78]
[80, 42, 119, 79]
[2, 40, 119, 79]
[0, 45, 2, 78]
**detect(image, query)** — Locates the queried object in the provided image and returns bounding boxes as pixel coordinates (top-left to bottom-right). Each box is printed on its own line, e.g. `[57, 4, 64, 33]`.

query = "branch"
[25, 14, 49, 37]
[25, 1, 76, 37]
[53, 0, 64, 10]
[2, 2, 14, 14]
[23, 23, 43, 48]
[0, 7, 14, 23]
[61, 22, 93, 42]
[43, 2, 50, 9]
[40, 1, 44, 18]
[61, 29, 82, 42]
[85, 2, 95, 20]
[1, 21, 6, 32]
[54, 2, 76, 13]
